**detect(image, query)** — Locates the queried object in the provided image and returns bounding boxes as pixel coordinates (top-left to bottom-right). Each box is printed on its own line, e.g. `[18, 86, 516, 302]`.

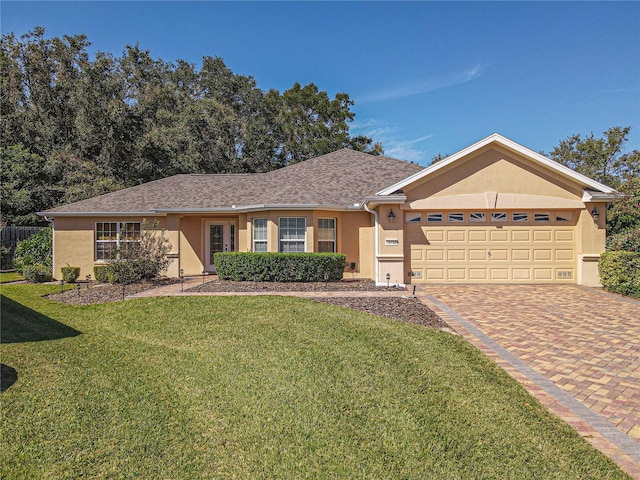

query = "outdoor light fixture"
[591, 207, 600, 221]
[386, 272, 391, 287]
[387, 209, 396, 223]
[202, 270, 206, 286]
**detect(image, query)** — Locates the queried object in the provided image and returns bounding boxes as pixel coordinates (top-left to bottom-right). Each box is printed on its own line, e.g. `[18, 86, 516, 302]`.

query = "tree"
[548, 126, 639, 190]
[549, 127, 640, 251]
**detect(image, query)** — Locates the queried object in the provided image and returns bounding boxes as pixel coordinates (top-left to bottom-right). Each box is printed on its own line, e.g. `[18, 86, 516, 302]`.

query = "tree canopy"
[548, 126, 640, 251]
[1, 27, 381, 224]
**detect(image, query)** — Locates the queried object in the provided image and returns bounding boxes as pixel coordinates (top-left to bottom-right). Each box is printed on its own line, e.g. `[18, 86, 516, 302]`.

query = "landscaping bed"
[46, 279, 446, 330]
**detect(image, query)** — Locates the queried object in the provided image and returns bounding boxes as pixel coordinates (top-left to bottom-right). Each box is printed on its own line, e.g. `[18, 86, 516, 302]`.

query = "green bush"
[14, 227, 52, 273]
[599, 251, 640, 298]
[61, 266, 80, 283]
[23, 264, 53, 283]
[93, 265, 110, 283]
[606, 228, 640, 252]
[214, 252, 346, 282]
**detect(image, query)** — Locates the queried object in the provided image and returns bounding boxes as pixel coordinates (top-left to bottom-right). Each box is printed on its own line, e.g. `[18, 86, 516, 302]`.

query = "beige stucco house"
[40, 133, 620, 286]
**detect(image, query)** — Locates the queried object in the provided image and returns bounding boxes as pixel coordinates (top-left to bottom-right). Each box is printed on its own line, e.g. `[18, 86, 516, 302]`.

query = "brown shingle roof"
[41, 149, 424, 214]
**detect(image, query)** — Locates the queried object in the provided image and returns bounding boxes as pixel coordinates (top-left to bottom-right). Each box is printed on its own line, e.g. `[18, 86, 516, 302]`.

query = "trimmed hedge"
[93, 265, 110, 283]
[214, 252, 346, 282]
[23, 264, 53, 283]
[61, 266, 80, 283]
[599, 251, 640, 298]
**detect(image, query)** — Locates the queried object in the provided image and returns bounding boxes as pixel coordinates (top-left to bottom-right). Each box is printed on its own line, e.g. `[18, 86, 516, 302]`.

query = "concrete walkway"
[128, 280, 640, 477]
[417, 285, 640, 479]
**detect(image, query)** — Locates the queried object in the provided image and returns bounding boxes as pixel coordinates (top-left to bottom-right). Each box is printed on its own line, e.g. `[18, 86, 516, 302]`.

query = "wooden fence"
[1, 226, 45, 270]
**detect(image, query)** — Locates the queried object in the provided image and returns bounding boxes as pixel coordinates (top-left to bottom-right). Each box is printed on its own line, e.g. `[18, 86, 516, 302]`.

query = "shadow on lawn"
[0, 294, 81, 344]
[1, 363, 18, 392]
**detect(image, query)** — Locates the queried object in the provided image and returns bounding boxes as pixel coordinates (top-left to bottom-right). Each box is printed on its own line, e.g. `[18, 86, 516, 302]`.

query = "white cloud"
[352, 119, 433, 163]
[359, 63, 486, 103]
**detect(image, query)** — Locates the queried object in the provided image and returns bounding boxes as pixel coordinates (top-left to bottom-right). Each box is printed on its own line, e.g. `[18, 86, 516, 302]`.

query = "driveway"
[417, 285, 640, 478]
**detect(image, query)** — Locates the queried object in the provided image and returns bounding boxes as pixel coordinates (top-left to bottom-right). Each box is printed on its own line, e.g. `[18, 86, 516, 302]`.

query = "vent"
[385, 239, 399, 246]
[411, 271, 422, 278]
[557, 270, 573, 279]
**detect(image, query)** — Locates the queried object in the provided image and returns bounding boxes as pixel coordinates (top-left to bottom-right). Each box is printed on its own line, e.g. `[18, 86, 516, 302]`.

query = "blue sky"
[2, 1, 639, 166]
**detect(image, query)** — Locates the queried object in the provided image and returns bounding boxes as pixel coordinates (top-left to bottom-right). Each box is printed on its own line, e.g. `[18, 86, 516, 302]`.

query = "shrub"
[215, 252, 346, 282]
[61, 266, 80, 283]
[14, 227, 52, 273]
[23, 264, 53, 283]
[606, 228, 640, 252]
[599, 251, 640, 298]
[106, 220, 172, 284]
[93, 265, 110, 283]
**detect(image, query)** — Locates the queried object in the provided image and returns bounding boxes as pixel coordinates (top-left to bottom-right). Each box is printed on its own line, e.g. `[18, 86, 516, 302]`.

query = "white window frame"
[470, 212, 486, 222]
[491, 212, 507, 222]
[513, 212, 529, 222]
[95, 222, 141, 261]
[317, 218, 336, 253]
[534, 212, 551, 222]
[427, 213, 443, 223]
[279, 217, 306, 253]
[252, 218, 267, 252]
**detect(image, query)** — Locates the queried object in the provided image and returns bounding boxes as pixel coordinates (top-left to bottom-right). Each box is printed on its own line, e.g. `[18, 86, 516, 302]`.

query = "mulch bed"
[188, 278, 406, 293]
[46, 279, 449, 330]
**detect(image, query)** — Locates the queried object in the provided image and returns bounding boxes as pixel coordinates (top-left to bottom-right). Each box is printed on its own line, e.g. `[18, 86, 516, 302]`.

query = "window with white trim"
[534, 213, 550, 222]
[427, 213, 443, 223]
[470, 212, 486, 222]
[253, 218, 267, 252]
[448, 213, 464, 222]
[491, 212, 507, 222]
[513, 212, 529, 222]
[96, 222, 141, 261]
[318, 218, 336, 253]
[405, 213, 422, 223]
[279, 217, 306, 252]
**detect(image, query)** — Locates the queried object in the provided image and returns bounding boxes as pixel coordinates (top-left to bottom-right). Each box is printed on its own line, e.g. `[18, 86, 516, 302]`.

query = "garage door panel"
[555, 230, 574, 242]
[534, 230, 552, 242]
[490, 230, 509, 242]
[426, 250, 444, 261]
[469, 230, 488, 242]
[512, 230, 530, 242]
[533, 249, 552, 261]
[447, 249, 466, 261]
[408, 216, 576, 284]
[512, 249, 530, 261]
[469, 249, 487, 261]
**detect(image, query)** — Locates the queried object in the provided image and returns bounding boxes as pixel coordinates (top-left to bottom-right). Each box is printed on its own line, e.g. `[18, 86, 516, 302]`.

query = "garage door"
[406, 211, 577, 284]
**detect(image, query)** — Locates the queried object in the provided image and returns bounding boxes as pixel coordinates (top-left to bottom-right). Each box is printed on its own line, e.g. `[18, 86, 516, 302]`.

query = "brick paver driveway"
[418, 285, 640, 478]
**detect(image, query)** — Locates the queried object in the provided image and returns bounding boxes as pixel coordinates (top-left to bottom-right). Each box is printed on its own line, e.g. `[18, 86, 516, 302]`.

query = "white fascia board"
[377, 133, 617, 196]
[37, 211, 163, 217]
[582, 190, 623, 203]
[359, 195, 407, 208]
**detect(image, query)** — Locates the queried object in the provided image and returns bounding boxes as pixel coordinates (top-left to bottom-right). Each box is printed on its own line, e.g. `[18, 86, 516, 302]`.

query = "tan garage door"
[406, 212, 577, 284]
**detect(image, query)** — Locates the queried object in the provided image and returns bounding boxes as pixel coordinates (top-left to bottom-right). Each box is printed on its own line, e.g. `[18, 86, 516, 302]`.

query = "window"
[534, 213, 550, 222]
[96, 222, 141, 261]
[491, 212, 507, 222]
[279, 217, 306, 252]
[427, 213, 443, 223]
[405, 213, 422, 223]
[513, 212, 529, 222]
[556, 213, 572, 222]
[470, 212, 486, 222]
[448, 213, 464, 222]
[253, 218, 267, 252]
[318, 218, 336, 253]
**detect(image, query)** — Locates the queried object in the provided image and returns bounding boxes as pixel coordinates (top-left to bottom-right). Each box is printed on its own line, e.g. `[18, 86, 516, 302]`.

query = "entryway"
[204, 220, 237, 272]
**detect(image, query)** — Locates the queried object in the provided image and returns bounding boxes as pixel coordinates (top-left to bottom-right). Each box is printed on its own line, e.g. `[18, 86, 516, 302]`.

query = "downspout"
[362, 203, 379, 285]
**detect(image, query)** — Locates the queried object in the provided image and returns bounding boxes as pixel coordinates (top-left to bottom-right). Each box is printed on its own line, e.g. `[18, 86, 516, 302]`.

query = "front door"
[205, 221, 236, 272]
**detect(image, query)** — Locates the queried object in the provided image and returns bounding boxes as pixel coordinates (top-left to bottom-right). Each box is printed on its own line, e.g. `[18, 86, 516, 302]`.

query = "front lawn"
[0, 271, 23, 283]
[0, 285, 628, 479]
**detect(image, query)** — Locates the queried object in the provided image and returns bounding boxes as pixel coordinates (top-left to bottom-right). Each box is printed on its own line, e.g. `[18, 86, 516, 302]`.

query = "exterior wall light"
[386, 272, 391, 287]
[388, 209, 396, 223]
[591, 207, 599, 221]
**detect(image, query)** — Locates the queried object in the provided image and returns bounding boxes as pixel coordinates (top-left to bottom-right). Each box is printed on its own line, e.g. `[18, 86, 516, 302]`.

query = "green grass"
[0, 271, 23, 283]
[0, 285, 629, 479]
